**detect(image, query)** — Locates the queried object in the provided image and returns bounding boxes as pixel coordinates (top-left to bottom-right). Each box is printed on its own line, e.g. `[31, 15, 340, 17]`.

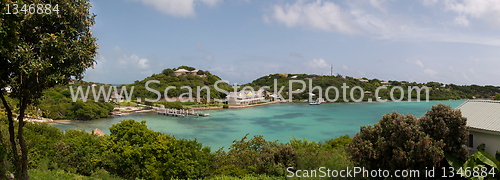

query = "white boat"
[309, 101, 320, 105]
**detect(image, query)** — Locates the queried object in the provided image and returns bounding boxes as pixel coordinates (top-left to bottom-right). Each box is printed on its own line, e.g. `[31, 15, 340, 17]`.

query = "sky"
[83, 0, 500, 86]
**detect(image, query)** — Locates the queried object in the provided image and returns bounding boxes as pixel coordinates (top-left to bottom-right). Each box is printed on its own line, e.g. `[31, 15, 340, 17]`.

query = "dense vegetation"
[244, 74, 500, 101]
[0, 83, 115, 120]
[0, 115, 352, 179]
[349, 104, 469, 179]
[121, 66, 233, 105]
[1, 103, 498, 179]
[38, 86, 114, 120]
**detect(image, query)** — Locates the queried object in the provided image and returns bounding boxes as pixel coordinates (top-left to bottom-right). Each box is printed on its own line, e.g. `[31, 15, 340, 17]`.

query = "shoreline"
[41, 99, 471, 123]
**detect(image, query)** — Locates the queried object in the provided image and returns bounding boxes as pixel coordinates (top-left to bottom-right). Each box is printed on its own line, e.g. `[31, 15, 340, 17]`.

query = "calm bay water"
[52, 100, 466, 151]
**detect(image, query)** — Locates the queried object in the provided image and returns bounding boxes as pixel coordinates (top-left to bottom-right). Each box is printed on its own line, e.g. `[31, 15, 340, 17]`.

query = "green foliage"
[123, 67, 230, 103]
[175, 66, 196, 71]
[445, 144, 500, 180]
[106, 119, 213, 179]
[205, 174, 281, 180]
[157, 101, 184, 109]
[349, 104, 470, 178]
[52, 129, 110, 176]
[23, 122, 63, 169]
[33, 85, 115, 120]
[213, 134, 298, 177]
[419, 103, 470, 163]
[4, 118, 358, 179]
[29, 168, 122, 180]
[323, 134, 351, 149]
[348, 111, 445, 176]
[0, 0, 98, 103]
[288, 136, 353, 180]
[243, 74, 500, 101]
[161, 68, 175, 76]
[494, 94, 500, 100]
[39, 98, 114, 120]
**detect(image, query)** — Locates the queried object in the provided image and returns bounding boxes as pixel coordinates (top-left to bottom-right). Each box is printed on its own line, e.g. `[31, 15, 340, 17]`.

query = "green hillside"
[243, 73, 500, 101]
[120, 66, 233, 105]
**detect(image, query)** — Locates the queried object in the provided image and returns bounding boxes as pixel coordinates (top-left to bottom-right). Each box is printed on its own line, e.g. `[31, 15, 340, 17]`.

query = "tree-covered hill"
[120, 66, 233, 104]
[243, 73, 500, 101]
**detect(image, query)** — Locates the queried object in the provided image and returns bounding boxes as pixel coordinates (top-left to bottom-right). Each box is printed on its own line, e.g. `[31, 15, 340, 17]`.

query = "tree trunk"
[0, 127, 6, 180]
[0, 94, 21, 176]
[18, 97, 29, 180]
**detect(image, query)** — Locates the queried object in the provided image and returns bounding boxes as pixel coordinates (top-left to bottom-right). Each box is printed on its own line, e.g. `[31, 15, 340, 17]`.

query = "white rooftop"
[175, 69, 190, 72]
[455, 100, 500, 132]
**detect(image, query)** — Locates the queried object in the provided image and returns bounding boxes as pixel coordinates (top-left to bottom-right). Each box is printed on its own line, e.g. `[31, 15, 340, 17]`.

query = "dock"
[155, 107, 209, 117]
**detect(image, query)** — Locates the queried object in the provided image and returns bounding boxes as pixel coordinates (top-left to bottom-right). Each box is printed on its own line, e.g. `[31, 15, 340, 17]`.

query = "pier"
[155, 107, 209, 117]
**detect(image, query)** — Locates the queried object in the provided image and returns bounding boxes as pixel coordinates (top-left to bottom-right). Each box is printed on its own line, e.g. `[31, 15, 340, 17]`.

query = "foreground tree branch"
[0, 0, 98, 179]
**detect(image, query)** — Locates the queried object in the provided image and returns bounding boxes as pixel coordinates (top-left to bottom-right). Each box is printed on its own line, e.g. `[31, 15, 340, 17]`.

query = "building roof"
[455, 100, 500, 132]
[89, 128, 105, 137]
[175, 69, 190, 73]
[191, 70, 199, 73]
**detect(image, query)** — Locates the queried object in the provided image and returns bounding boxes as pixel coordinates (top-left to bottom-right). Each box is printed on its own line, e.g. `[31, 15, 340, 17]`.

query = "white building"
[174, 69, 190, 76]
[174, 69, 200, 76]
[227, 90, 265, 105]
[357, 77, 369, 82]
[2, 86, 12, 93]
[455, 100, 500, 155]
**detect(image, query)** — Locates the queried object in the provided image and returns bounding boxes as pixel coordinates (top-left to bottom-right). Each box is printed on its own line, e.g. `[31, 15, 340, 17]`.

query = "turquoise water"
[52, 100, 466, 151]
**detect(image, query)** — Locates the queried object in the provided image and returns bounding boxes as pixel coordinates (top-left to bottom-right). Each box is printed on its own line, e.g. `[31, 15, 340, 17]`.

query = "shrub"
[419, 103, 469, 163]
[212, 134, 297, 177]
[323, 134, 351, 150]
[158, 101, 183, 109]
[288, 137, 353, 180]
[51, 129, 109, 176]
[348, 111, 445, 175]
[106, 119, 212, 179]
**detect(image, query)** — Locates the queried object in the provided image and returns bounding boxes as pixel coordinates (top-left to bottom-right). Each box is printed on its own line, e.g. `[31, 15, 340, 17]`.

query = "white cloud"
[138, 58, 149, 69]
[421, 0, 439, 6]
[135, 0, 224, 17]
[469, 56, 479, 61]
[264, 0, 500, 46]
[454, 15, 469, 26]
[447, 65, 455, 71]
[405, 59, 425, 68]
[114, 46, 121, 52]
[200, 0, 223, 7]
[342, 65, 348, 70]
[269, 1, 361, 34]
[308, 58, 328, 68]
[119, 54, 149, 69]
[444, 0, 500, 26]
[136, 0, 196, 17]
[424, 68, 438, 75]
[369, 0, 388, 13]
[262, 15, 271, 24]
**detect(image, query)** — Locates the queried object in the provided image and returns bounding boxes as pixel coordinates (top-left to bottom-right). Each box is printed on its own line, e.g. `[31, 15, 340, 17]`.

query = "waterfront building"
[455, 100, 500, 155]
[227, 89, 265, 105]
